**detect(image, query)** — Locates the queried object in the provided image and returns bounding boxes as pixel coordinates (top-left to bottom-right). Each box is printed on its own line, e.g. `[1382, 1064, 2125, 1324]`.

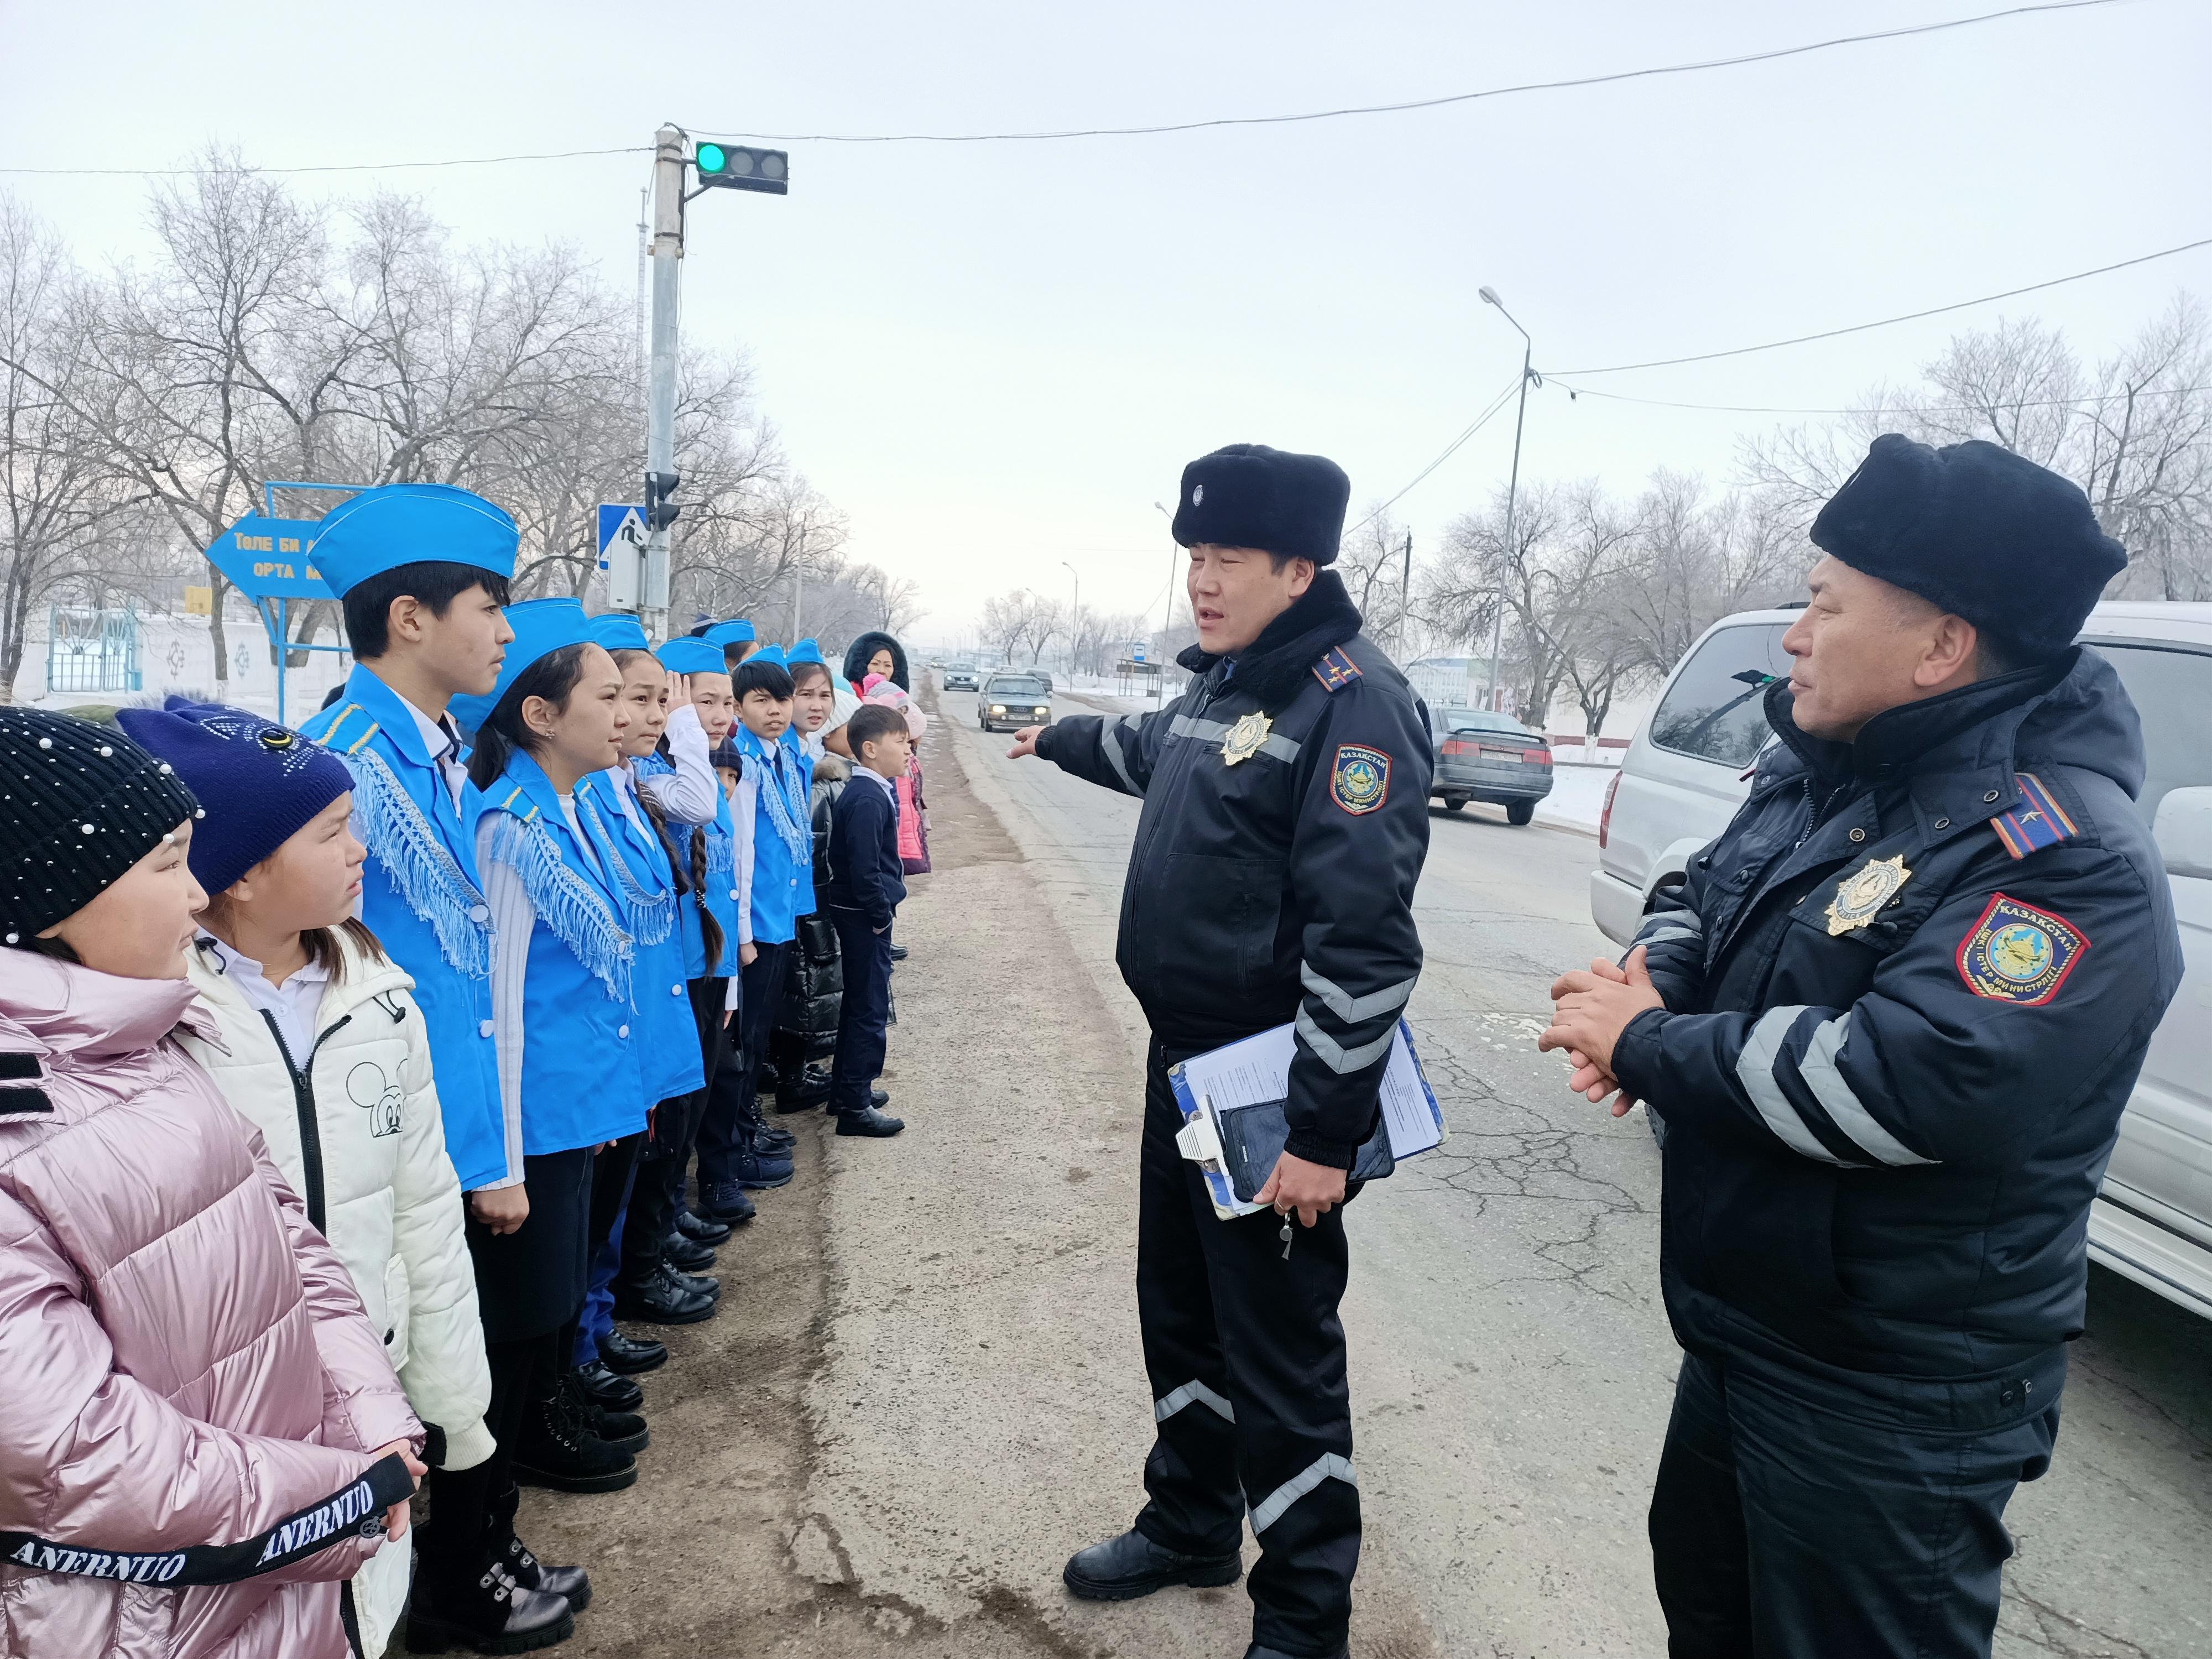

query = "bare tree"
[1337, 508, 1415, 650]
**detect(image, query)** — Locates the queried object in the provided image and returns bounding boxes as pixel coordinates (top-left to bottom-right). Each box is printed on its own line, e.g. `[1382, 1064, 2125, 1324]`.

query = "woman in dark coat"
[841, 631, 910, 696]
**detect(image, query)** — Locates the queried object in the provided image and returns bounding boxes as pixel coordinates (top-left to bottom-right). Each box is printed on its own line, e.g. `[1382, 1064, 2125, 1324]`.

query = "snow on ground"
[1533, 765, 1614, 836]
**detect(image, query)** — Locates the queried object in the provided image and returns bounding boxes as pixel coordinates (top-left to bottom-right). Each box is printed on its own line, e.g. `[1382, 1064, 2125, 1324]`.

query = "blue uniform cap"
[659, 637, 729, 677]
[448, 597, 594, 732]
[587, 612, 654, 654]
[785, 638, 825, 666]
[748, 644, 789, 669]
[310, 483, 519, 598]
[703, 619, 756, 648]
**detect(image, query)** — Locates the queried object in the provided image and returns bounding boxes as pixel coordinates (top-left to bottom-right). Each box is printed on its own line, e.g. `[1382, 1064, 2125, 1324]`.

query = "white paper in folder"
[1170, 1020, 1445, 1160]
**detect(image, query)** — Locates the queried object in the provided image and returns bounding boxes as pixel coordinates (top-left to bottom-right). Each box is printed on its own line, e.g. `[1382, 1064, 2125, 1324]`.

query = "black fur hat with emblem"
[0, 707, 201, 946]
[1171, 444, 1351, 567]
[1810, 434, 2127, 662]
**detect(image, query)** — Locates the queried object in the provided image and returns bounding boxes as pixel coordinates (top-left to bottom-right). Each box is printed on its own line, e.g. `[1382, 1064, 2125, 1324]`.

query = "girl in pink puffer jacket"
[0, 709, 424, 1659]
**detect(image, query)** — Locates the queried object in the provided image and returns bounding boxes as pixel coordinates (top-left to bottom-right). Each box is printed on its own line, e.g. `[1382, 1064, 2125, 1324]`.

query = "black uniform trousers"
[827, 910, 891, 1115]
[697, 942, 790, 1190]
[1650, 1337, 2065, 1659]
[621, 975, 729, 1292]
[1136, 1041, 1359, 1658]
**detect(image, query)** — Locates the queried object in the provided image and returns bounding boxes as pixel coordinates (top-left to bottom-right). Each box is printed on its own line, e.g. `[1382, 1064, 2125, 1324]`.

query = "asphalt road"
[928, 686, 2211, 1658]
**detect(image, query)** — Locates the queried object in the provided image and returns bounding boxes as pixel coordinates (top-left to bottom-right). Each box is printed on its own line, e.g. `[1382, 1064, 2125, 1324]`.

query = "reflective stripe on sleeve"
[1248, 1453, 1357, 1533]
[1100, 721, 1142, 795]
[1154, 1380, 1236, 1425]
[1295, 1007, 1395, 1075]
[1299, 964, 1417, 1025]
[1799, 1015, 1938, 1167]
[1735, 1005, 1854, 1166]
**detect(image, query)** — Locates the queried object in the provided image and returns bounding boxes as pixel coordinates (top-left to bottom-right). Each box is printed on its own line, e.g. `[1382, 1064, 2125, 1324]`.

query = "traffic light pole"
[643, 123, 685, 643]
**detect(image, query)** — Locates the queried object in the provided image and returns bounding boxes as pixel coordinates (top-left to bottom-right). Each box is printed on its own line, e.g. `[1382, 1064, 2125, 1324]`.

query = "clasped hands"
[1537, 945, 1665, 1118]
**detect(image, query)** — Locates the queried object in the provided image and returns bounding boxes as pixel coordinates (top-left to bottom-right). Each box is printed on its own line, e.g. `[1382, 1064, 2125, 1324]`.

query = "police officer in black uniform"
[1009, 444, 1431, 1659]
[1540, 435, 2184, 1659]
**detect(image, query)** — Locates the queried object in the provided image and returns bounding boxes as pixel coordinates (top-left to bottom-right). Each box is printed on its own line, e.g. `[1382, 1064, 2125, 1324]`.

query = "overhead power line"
[1352, 376, 1525, 533]
[0, 146, 650, 179]
[1544, 379, 2212, 417]
[692, 1, 2122, 144]
[1554, 234, 2212, 376]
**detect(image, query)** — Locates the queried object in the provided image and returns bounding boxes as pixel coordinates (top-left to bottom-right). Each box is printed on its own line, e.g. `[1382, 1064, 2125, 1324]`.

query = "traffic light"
[644, 471, 682, 532]
[694, 143, 789, 196]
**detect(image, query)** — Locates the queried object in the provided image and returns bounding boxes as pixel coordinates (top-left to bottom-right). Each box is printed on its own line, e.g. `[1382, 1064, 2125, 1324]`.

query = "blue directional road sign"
[206, 515, 332, 600]
[597, 504, 646, 571]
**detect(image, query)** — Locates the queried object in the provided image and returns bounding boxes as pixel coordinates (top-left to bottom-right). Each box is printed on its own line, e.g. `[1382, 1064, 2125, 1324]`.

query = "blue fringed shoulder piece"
[578, 791, 675, 948]
[341, 740, 493, 980]
[485, 795, 635, 1003]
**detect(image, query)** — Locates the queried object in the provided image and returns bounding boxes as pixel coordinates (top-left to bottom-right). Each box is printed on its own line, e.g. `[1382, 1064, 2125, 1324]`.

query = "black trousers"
[697, 942, 789, 1189]
[828, 911, 890, 1115]
[1135, 1041, 1359, 1658]
[1650, 1340, 2065, 1658]
[622, 977, 729, 1291]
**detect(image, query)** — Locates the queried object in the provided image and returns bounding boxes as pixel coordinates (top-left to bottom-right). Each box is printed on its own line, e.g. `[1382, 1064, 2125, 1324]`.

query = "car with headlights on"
[979, 672, 1052, 733]
[942, 663, 979, 691]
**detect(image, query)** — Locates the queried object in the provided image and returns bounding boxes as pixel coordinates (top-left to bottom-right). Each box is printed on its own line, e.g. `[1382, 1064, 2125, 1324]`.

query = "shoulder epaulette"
[495, 785, 541, 824]
[1312, 645, 1362, 693]
[1989, 771, 2078, 860]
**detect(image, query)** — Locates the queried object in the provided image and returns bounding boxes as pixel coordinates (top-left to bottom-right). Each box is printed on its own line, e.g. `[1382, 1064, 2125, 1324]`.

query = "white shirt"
[399, 693, 471, 816]
[199, 936, 332, 1065]
[637, 705, 721, 826]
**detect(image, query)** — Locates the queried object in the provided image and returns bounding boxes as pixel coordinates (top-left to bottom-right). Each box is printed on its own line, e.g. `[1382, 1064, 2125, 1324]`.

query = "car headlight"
[990, 705, 1006, 715]
[1034, 707, 1049, 718]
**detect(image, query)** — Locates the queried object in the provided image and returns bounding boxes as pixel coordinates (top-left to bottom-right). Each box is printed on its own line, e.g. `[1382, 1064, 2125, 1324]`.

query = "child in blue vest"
[694, 649, 812, 1220]
[451, 600, 651, 1600]
[571, 618, 718, 1392]
[825, 703, 912, 1138]
[299, 486, 588, 1650]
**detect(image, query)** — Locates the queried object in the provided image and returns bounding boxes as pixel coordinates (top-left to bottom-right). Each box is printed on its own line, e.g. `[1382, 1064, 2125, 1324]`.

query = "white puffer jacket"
[177, 929, 494, 1653]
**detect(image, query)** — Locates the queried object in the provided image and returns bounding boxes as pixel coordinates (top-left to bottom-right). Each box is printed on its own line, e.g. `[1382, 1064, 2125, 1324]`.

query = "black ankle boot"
[405, 1557, 574, 1653]
[511, 1379, 637, 1495]
[500, 1532, 592, 1611]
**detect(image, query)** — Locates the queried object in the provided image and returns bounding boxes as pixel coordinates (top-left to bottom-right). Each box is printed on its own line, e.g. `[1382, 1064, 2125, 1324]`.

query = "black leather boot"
[499, 1533, 591, 1611]
[1061, 1528, 1241, 1601]
[404, 1557, 573, 1653]
[596, 1329, 667, 1375]
[612, 1266, 715, 1326]
[576, 1358, 642, 1413]
[662, 1228, 717, 1272]
[672, 1205, 732, 1245]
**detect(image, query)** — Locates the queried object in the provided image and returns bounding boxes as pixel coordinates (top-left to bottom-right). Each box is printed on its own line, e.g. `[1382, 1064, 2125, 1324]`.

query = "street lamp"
[1480, 285, 1536, 716]
[1060, 559, 1080, 680]
[1152, 501, 1181, 702]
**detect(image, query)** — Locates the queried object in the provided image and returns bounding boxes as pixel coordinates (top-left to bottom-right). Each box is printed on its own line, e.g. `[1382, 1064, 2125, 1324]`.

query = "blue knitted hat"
[115, 699, 354, 898]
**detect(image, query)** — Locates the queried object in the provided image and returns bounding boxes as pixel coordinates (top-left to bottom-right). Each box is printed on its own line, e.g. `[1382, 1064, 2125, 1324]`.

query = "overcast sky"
[4, 0, 2208, 643]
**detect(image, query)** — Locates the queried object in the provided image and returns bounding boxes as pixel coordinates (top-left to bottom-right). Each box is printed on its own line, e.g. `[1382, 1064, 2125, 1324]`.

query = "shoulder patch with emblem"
[1957, 893, 2089, 1005]
[1989, 771, 2078, 860]
[1331, 744, 1390, 815]
[1312, 646, 1362, 693]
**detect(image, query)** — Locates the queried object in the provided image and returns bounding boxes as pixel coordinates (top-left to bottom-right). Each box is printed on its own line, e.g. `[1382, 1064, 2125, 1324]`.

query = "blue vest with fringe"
[576, 766, 706, 1106]
[740, 728, 816, 947]
[301, 666, 505, 1190]
[478, 754, 649, 1154]
[637, 752, 740, 980]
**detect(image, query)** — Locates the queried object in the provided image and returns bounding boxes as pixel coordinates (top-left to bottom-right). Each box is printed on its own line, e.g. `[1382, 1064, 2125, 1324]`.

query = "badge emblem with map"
[1957, 893, 2089, 1005]
[1825, 853, 1912, 937]
[1220, 712, 1272, 766]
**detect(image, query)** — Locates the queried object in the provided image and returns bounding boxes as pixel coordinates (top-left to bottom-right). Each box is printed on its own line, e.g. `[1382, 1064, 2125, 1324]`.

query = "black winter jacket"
[1611, 647, 2182, 1377]
[1037, 572, 1432, 1168]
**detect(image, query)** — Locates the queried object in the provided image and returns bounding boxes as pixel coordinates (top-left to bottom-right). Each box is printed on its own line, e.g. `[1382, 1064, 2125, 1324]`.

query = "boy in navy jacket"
[823, 704, 910, 1136]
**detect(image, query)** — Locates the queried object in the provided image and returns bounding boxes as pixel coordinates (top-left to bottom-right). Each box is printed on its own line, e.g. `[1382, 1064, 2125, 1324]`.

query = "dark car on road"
[1428, 707, 1553, 825]
[979, 672, 1053, 733]
[942, 664, 979, 690]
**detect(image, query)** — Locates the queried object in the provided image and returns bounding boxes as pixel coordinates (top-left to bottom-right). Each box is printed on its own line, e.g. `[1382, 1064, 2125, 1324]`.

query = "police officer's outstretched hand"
[1256, 1151, 1348, 1229]
[1006, 724, 1044, 759]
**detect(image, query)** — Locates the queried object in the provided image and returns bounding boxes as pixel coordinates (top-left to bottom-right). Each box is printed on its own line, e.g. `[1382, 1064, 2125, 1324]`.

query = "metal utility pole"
[1396, 530, 1413, 657]
[1061, 560, 1080, 677]
[1152, 502, 1181, 703]
[792, 559, 805, 640]
[1480, 285, 1535, 716]
[643, 125, 686, 643]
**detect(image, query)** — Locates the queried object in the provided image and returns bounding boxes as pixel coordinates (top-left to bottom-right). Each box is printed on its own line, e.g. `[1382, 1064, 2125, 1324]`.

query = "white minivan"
[1591, 602, 2212, 1322]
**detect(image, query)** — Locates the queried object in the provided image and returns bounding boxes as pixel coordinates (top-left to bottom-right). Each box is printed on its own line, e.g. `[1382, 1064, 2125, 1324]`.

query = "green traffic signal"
[697, 142, 728, 176]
